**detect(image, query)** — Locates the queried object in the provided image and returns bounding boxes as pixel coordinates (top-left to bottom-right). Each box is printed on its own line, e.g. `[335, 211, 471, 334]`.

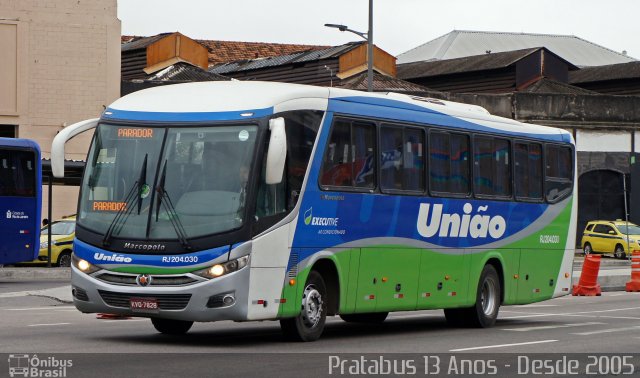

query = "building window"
[0, 125, 16, 138]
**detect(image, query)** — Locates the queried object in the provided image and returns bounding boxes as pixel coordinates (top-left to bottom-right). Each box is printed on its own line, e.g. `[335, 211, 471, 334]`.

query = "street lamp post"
[324, 0, 374, 92]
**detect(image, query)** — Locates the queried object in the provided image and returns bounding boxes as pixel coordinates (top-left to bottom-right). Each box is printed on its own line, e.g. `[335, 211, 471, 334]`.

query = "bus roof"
[104, 81, 572, 143]
[0, 137, 41, 152]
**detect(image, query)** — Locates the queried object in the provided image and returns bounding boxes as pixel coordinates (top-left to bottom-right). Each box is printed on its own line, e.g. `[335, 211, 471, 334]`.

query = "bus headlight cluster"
[194, 255, 250, 279]
[71, 254, 100, 274]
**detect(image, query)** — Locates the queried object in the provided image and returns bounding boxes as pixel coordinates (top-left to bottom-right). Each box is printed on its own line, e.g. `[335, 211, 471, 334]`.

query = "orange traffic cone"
[573, 254, 602, 296]
[96, 313, 131, 320]
[625, 251, 640, 292]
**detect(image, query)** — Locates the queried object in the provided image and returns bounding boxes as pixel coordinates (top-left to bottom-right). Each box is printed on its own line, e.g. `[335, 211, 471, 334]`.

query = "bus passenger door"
[417, 248, 469, 309]
[355, 247, 420, 313]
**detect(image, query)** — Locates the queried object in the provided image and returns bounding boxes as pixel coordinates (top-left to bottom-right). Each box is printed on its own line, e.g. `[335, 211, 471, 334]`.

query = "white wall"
[576, 130, 631, 152]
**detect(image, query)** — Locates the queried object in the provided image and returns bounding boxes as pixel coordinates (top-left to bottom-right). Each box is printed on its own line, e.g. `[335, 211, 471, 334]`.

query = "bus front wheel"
[445, 264, 501, 328]
[151, 318, 193, 335]
[280, 270, 327, 342]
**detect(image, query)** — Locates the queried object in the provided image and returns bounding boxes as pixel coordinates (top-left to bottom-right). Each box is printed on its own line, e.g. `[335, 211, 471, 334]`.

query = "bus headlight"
[194, 255, 249, 279]
[71, 254, 100, 274]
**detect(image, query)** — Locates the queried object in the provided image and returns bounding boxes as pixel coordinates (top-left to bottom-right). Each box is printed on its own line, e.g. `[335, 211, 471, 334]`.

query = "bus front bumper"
[70, 264, 251, 322]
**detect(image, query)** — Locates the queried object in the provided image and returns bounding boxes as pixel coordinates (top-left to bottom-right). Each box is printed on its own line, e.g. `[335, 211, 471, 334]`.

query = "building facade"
[0, 0, 121, 220]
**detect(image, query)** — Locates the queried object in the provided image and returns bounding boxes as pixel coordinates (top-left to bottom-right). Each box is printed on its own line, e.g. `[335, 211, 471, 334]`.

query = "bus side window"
[0, 150, 35, 197]
[0, 150, 9, 196]
[429, 131, 469, 195]
[380, 125, 424, 192]
[474, 136, 511, 198]
[515, 142, 543, 201]
[545, 145, 573, 202]
[320, 118, 376, 190]
[320, 120, 352, 187]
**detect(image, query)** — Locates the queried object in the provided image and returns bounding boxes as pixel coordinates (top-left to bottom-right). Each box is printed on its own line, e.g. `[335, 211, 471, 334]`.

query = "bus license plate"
[130, 298, 159, 312]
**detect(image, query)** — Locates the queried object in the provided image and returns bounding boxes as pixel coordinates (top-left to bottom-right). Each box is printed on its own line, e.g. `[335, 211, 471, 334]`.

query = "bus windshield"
[78, 124, 258, 242]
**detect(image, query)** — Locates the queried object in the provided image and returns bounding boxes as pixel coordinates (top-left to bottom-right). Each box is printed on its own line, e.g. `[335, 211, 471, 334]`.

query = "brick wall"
[0, 0, 120, 219]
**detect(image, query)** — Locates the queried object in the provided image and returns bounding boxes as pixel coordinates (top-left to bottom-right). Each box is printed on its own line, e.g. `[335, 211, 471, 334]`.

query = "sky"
[117, 0, 639, 59]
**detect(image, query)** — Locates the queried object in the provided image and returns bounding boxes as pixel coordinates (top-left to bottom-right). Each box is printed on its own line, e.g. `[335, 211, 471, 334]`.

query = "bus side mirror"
[265, 117, 287, 184]
[51, 118, 99, 178]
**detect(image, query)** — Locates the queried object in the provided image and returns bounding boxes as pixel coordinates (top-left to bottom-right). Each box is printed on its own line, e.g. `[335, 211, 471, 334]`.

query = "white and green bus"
[52, 81, 576, 341]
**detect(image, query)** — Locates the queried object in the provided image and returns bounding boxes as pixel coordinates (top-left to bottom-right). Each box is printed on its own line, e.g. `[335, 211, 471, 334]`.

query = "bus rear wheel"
[340, 312, 388, 323]
[444, 264, 501, 328]
[151, 318, 193, 335]
[280, 270, 327, 342]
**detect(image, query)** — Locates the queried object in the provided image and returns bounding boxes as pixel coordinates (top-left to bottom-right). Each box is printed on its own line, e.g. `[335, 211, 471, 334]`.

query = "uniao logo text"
[94, 252, 133, 263]
[417, 203, 507, 239]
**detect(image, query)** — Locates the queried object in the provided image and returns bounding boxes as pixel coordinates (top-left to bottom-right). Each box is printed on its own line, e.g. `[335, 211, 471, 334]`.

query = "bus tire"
[280, 270, 327, 342]
[444, 308, 467, 327]
[470, 264, 501, 327]
[57, 251, 72, 267]
[445, 264, 501, 328]
[340, 312, 388, 323]
[151, 318, 193, 335]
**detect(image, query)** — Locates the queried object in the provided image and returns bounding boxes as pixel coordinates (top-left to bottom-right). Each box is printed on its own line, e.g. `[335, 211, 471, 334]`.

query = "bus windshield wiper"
[155, 161, 192, 251]
[102, 154, 148, 247]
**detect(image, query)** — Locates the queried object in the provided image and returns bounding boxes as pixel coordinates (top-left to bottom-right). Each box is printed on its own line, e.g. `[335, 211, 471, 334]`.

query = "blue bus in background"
[0, 138, 42, 266]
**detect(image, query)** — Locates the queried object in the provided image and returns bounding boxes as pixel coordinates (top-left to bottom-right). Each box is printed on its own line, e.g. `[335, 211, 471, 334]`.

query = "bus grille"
[95, 272, 198, 287]
[98, 290, 192, 310]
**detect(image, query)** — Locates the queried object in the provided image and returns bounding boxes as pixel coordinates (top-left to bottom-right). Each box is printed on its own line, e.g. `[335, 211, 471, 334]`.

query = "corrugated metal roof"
[145, 62, 230, 82]
[397, 47, 566, 80]
[209, 42, 364, 74]
[570, 61, 640, 83]
[121, 33, 173, 52]
[397, 30, 636, 67]
[336, 71, 433, 92]
[520, 77, 598, 95]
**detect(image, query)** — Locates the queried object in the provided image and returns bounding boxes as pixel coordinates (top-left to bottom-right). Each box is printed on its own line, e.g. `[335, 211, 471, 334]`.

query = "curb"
[0, 268, 70, 281]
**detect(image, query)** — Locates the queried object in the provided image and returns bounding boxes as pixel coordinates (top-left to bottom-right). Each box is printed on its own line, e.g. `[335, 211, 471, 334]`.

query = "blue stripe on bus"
[102, 107, 273, 123]
[73, 239, 230, 267]
[329, 97, 568, 143]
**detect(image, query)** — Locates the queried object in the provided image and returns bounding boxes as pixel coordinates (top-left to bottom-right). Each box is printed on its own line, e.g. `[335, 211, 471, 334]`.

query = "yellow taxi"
[581, 220, 639, 259]
[22, 216, 76, 267]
